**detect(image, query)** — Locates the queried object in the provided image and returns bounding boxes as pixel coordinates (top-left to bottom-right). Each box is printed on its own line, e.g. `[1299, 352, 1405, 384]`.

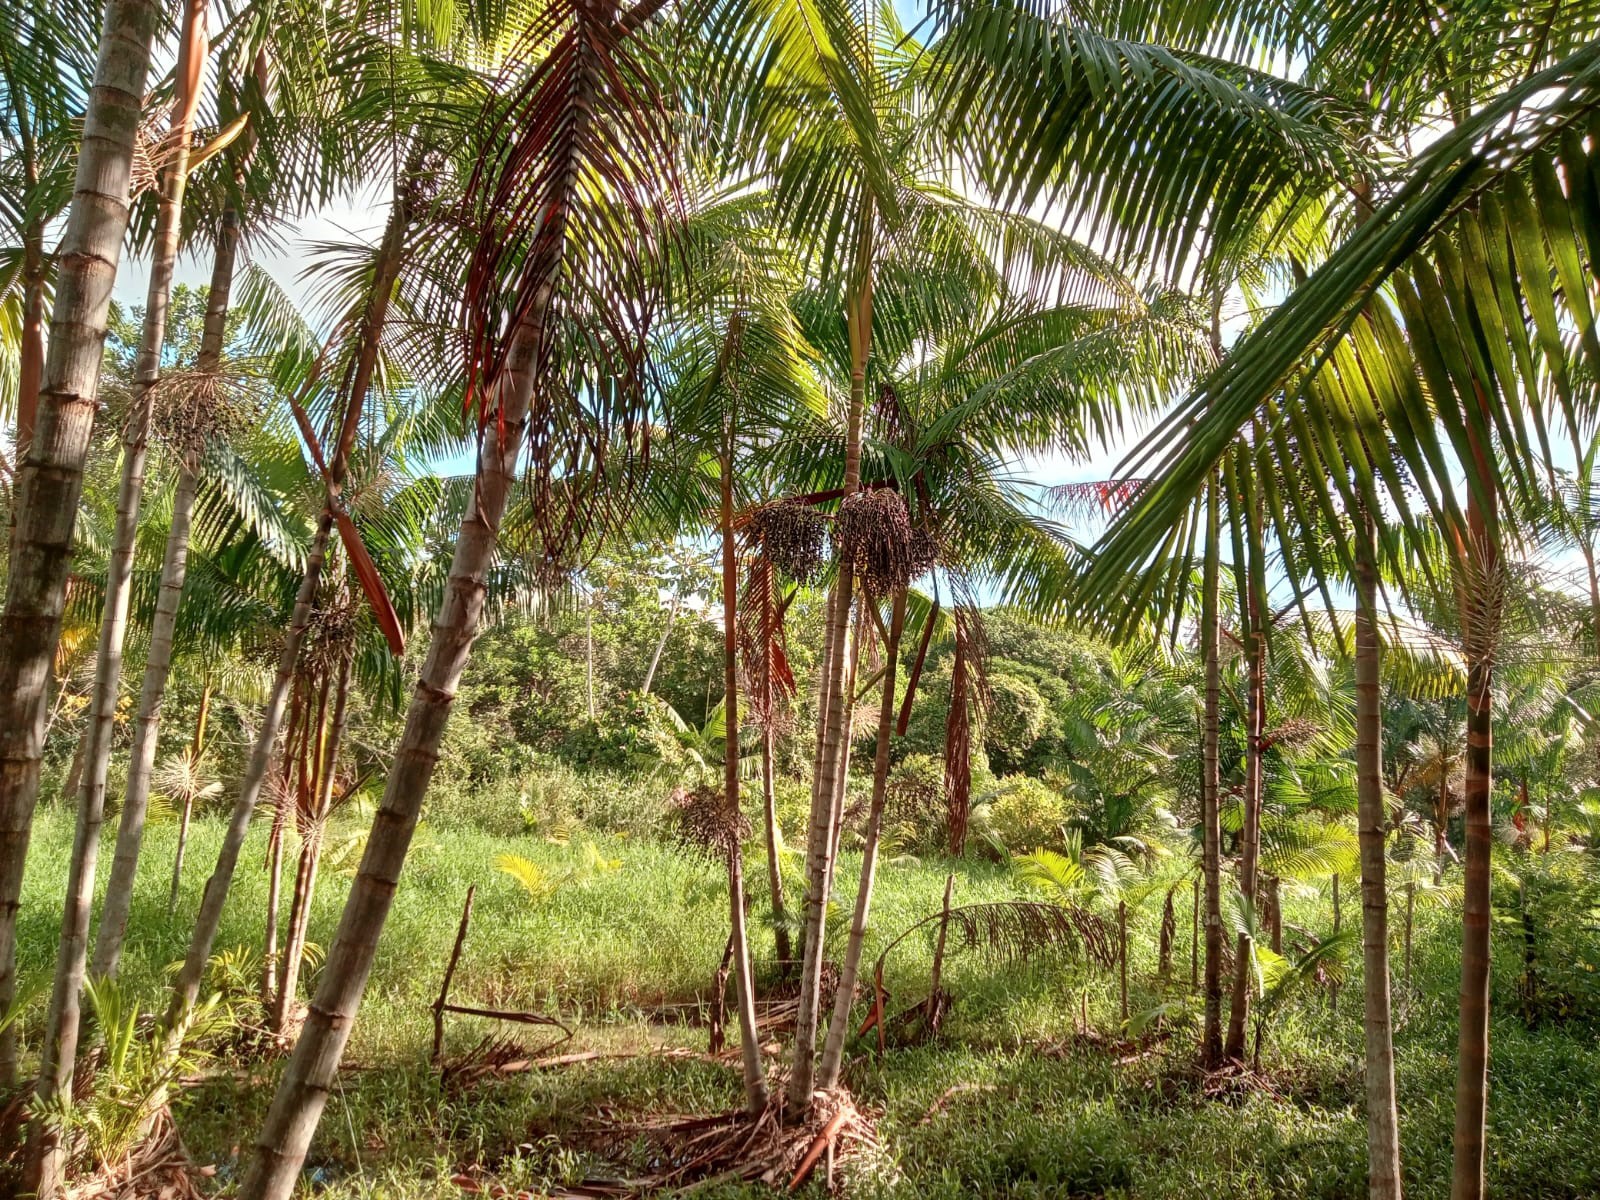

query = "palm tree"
[93, 186, 250, 980]
[163, 141, 430, 1035]
[1079, 45, 1600, 1200]
[239, 0, 675, 1190]
[62, 0, 216, 1019]
[0, 0, 95, 461]
[5, 0, 166, 1175]
[1353, 508, 1401, 1199]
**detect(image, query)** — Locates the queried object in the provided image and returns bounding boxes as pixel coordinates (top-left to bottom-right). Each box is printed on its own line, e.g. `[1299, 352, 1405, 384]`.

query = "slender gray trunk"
[762, 723, 793, 967]
[788, 216, 872, 1111]
[1225, 466, 1267, 1062]
[719, 437, 768, 1113]
[1355, 509, 1403, 1199]
[0, 0, 160, 1091]
[240, 320, 537, 1200]
[165, 153, 415, 1036]
[1200, 479, 1223, 1067]
[94, 205, 240, 980]
[818, 593, 903, 1087]
[164, 514, 333, 1034]
[640, 593, 679, 695]
[27, 21, 209, 1179]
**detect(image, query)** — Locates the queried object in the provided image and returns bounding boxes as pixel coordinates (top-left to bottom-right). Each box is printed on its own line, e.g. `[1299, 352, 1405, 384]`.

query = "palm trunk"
[1404, 883, 1415, 994]
[94, 206, 239, 980]
[262, 804, 287, 1002]
[168, 791, 194, 913]
[262, 687, 302, 1005]
[1268, 877, 1283, 955]
[1225, 473, 1267, 1062]
[275, 654, 351, 1033]
[273, 832, 323, 1034]
[234, 49, 614, 1170]
[1450, 484, 1498, 1200]
[13, 224, 46, 463]
[719, 437, 768, 1114]
[1356, 504, 1403, 1200]
[1, 39, 48, 480]
[822, 607, 862, 892]
[788, 195, 874, 1116]
[763, 723, 793, 967]
[165, 160, 415, 1037]
[640, 593, 680, 695]
[62, 731, 89, 810]
[584, 595, 596, 720]
[240, 291, 540, 1196]
[165, 515, 334, 1035]
[60, 0, 209, 1007]
[0, 0, 160, 1092]
[1200, 479, 1224, 1067]
[944, 614, 973, 856]
[819, 591, 905, 1088]
[26, 0, 208, 1171]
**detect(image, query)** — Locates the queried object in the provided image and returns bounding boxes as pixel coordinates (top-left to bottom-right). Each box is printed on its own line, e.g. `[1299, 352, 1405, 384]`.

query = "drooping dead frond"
[944, 602, 989, 856]
[461, 0, 677, 573]
[873, 901, 1116, 980]
[737, 551, 796, 731]
[1046, 478, 1146, 522]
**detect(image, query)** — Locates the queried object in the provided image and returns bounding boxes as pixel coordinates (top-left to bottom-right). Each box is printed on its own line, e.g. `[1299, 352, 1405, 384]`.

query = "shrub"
[972, 776, 1070, 858]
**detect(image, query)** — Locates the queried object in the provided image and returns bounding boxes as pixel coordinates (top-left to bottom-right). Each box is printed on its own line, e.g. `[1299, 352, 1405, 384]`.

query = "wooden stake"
[1118, 899, 1129, 1024]
[1190, 876, 1199, 989]
[432, 886, 476, 1064]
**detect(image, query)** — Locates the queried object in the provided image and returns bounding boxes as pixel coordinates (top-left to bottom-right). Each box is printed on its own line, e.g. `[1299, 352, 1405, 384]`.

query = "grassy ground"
[15, 802, 1600, 1199]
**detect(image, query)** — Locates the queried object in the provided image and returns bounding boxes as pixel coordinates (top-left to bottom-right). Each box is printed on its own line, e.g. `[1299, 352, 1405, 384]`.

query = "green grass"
[14, 802, 1600, 1198]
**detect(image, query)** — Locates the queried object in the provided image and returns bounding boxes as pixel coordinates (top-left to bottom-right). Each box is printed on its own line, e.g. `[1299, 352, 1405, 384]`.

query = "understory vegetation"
[8, 0, 1600, 1194]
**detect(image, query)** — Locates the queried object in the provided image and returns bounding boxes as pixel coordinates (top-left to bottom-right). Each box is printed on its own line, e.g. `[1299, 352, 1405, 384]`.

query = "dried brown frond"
[737, 553, 797, 731]
[59, 1107, 207, 1199]
[579, 1085, 886, 1193]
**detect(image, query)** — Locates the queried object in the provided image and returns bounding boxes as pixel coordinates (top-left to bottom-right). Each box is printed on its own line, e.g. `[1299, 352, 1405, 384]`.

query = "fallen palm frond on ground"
[61, 1108, 210, 1200]
[568, 1087, 886, 1195]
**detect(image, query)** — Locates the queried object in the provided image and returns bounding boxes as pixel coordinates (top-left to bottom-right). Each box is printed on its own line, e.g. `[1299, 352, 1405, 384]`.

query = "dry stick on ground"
[926, 873, 955, 1037]
[0, 0, 160, 1092]
[433, 887, 476, 1063]
[708, 934, 734, 1056]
